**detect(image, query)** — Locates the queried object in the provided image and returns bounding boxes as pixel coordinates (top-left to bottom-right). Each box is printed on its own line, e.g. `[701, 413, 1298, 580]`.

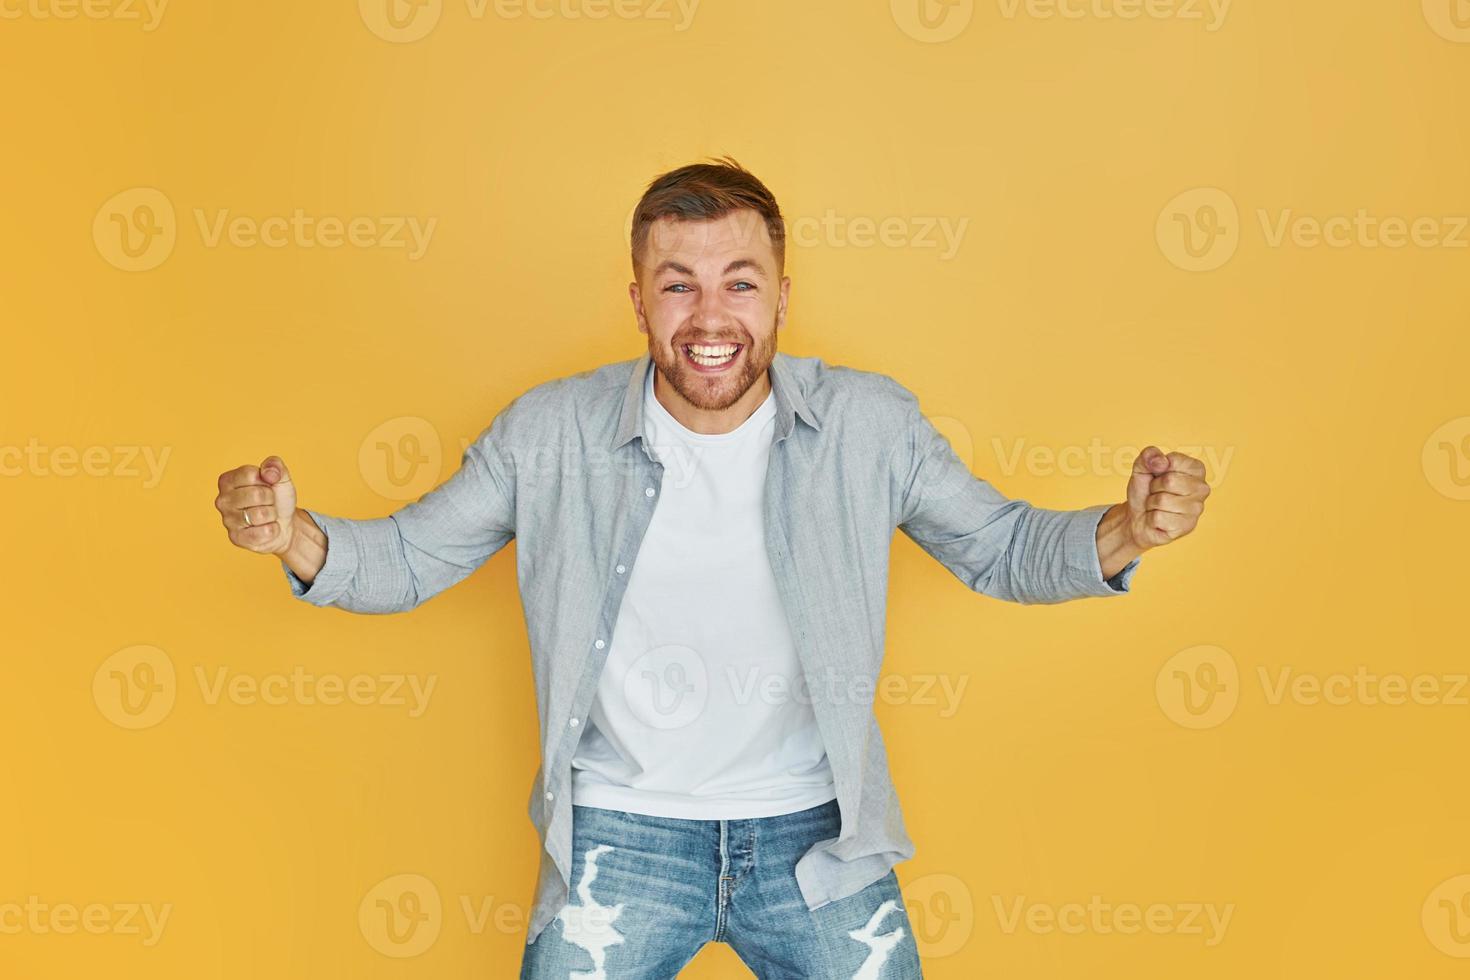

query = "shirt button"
[568, 718, 579, 727]
[645, 487, 655, 497]
[545, 791, 554, 801]
[615, 564, 626, 574]
[594, 639, 605, 650]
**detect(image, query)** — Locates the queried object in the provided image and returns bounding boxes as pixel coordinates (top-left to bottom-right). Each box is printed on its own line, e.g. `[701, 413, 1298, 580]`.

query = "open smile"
[682, 342, 743, 373]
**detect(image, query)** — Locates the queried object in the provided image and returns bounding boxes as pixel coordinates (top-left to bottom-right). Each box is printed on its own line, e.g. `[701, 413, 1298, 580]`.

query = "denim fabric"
[283, 351, 1141, 946]
[520, 798, 924, 979]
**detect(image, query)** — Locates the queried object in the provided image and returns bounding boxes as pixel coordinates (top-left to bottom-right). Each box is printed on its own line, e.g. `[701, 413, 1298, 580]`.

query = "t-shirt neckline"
[644, 363, 776, 445]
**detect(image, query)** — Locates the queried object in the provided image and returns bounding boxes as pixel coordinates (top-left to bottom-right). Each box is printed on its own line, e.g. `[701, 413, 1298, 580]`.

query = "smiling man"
[213, 157, 1211, 978]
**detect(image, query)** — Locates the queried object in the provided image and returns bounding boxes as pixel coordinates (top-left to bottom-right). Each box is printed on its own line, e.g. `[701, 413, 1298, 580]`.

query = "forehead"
[639, 208, 776, 271]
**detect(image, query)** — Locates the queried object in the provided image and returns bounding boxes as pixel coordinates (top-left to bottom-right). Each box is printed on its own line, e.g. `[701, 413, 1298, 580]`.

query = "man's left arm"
[895, 405, 1211, 604]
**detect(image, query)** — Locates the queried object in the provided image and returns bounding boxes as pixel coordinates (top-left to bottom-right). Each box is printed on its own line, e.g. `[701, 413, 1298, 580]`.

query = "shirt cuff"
[1067, 503, 1142, 596]
[280, 509, 358, 606]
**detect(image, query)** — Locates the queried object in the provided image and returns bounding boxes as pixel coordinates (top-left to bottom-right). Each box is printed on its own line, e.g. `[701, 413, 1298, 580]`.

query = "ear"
[629, 280, 649, 335]
[776, 275, 791, 330]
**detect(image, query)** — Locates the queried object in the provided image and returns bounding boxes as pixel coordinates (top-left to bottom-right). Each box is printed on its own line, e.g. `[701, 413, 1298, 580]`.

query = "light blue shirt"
[284, 351, 1140, 945]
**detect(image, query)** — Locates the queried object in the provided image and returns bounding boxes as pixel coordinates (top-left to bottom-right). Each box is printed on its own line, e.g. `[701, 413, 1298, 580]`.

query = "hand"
[1124, 446, 1211, 551]
[215, 455, 298, 556]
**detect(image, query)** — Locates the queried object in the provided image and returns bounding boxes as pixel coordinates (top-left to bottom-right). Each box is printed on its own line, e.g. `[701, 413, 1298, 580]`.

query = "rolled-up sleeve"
[281, 415, 517, 614]
[895, 405, 1140, 605]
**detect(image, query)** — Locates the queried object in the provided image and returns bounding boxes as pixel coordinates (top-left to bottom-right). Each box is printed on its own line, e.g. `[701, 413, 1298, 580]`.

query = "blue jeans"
[520, 797, 925, 978]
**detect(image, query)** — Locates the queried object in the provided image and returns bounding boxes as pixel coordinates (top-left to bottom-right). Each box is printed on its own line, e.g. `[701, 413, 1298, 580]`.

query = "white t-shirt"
[569, 368, 838, 819]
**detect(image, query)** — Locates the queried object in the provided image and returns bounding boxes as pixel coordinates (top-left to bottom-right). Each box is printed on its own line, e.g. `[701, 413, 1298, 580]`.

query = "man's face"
[629, 208, 789, 412]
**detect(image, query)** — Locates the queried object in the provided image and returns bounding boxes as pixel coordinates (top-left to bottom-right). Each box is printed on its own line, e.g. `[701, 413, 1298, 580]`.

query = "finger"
[1132, 445, 1170, 476]
[1165, 452, 1207, 478]
[238, 504, 278, 530]
[260, 455, 292, 485]
[1144, 492, 1204, 517]
[218, 465, 264, 492]
[1147, 509, 1195, 539]
[1147, 471, 1205, 496]
[228, 522, 281, 551]
[216, 484, 275, 513]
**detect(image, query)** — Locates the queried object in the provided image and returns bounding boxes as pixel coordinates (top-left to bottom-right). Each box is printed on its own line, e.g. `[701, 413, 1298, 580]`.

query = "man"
[214, 158, 1210, 978]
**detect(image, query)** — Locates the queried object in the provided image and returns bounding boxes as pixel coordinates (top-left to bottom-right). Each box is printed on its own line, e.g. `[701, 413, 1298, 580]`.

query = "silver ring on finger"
[242, 509, 252, 527]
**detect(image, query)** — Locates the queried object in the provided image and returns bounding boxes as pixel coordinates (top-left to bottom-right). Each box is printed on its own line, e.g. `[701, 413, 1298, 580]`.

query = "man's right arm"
[214, 412, 518, 614]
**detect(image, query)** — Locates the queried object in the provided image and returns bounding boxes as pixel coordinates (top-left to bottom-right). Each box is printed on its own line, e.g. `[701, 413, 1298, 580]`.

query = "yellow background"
[4, 0, 1469, 976]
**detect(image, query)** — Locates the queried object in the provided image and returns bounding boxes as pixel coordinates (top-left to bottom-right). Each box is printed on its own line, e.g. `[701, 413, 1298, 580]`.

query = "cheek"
[640, 303, 677, 342]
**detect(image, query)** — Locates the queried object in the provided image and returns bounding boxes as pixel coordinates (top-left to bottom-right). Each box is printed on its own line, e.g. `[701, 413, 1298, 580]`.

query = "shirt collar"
[611, 350, 820, 451]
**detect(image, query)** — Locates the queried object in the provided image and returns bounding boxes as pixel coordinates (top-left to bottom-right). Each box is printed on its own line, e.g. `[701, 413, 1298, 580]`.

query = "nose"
[690, 286, 732, 332]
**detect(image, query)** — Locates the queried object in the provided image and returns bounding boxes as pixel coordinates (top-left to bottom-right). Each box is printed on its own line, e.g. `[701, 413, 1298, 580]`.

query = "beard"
[650, 319, 779, 412]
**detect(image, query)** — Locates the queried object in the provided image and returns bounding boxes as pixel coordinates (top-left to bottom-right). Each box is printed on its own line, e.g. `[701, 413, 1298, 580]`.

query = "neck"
[653, 366, 773, 435]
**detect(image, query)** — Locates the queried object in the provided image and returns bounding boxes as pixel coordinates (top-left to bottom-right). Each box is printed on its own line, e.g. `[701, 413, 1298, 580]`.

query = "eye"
[663, 283, 692, 293]
[730, 281, 756, 291]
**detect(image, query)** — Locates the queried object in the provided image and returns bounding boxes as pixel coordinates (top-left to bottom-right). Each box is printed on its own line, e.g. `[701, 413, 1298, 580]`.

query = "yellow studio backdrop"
[2, 1, 1468, 977]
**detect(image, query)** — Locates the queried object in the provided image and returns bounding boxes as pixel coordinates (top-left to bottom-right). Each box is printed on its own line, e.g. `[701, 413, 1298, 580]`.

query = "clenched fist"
[215, 455, 298, 555]
[1125, 446, 1211, 550]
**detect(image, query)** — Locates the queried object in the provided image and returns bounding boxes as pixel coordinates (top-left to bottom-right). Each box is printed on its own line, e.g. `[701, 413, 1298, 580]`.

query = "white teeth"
[685, 343, 739, 367]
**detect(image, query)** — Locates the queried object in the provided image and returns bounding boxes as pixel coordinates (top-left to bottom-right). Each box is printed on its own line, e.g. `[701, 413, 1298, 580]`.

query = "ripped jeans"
[520, 797, 924, 979]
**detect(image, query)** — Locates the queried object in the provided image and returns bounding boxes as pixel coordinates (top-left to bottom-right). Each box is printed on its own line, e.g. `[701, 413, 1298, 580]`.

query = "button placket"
[551, 457, 664, 809]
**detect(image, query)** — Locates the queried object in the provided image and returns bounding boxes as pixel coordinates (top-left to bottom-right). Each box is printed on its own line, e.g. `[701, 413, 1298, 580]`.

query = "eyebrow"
[652, 258, 768, 279]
